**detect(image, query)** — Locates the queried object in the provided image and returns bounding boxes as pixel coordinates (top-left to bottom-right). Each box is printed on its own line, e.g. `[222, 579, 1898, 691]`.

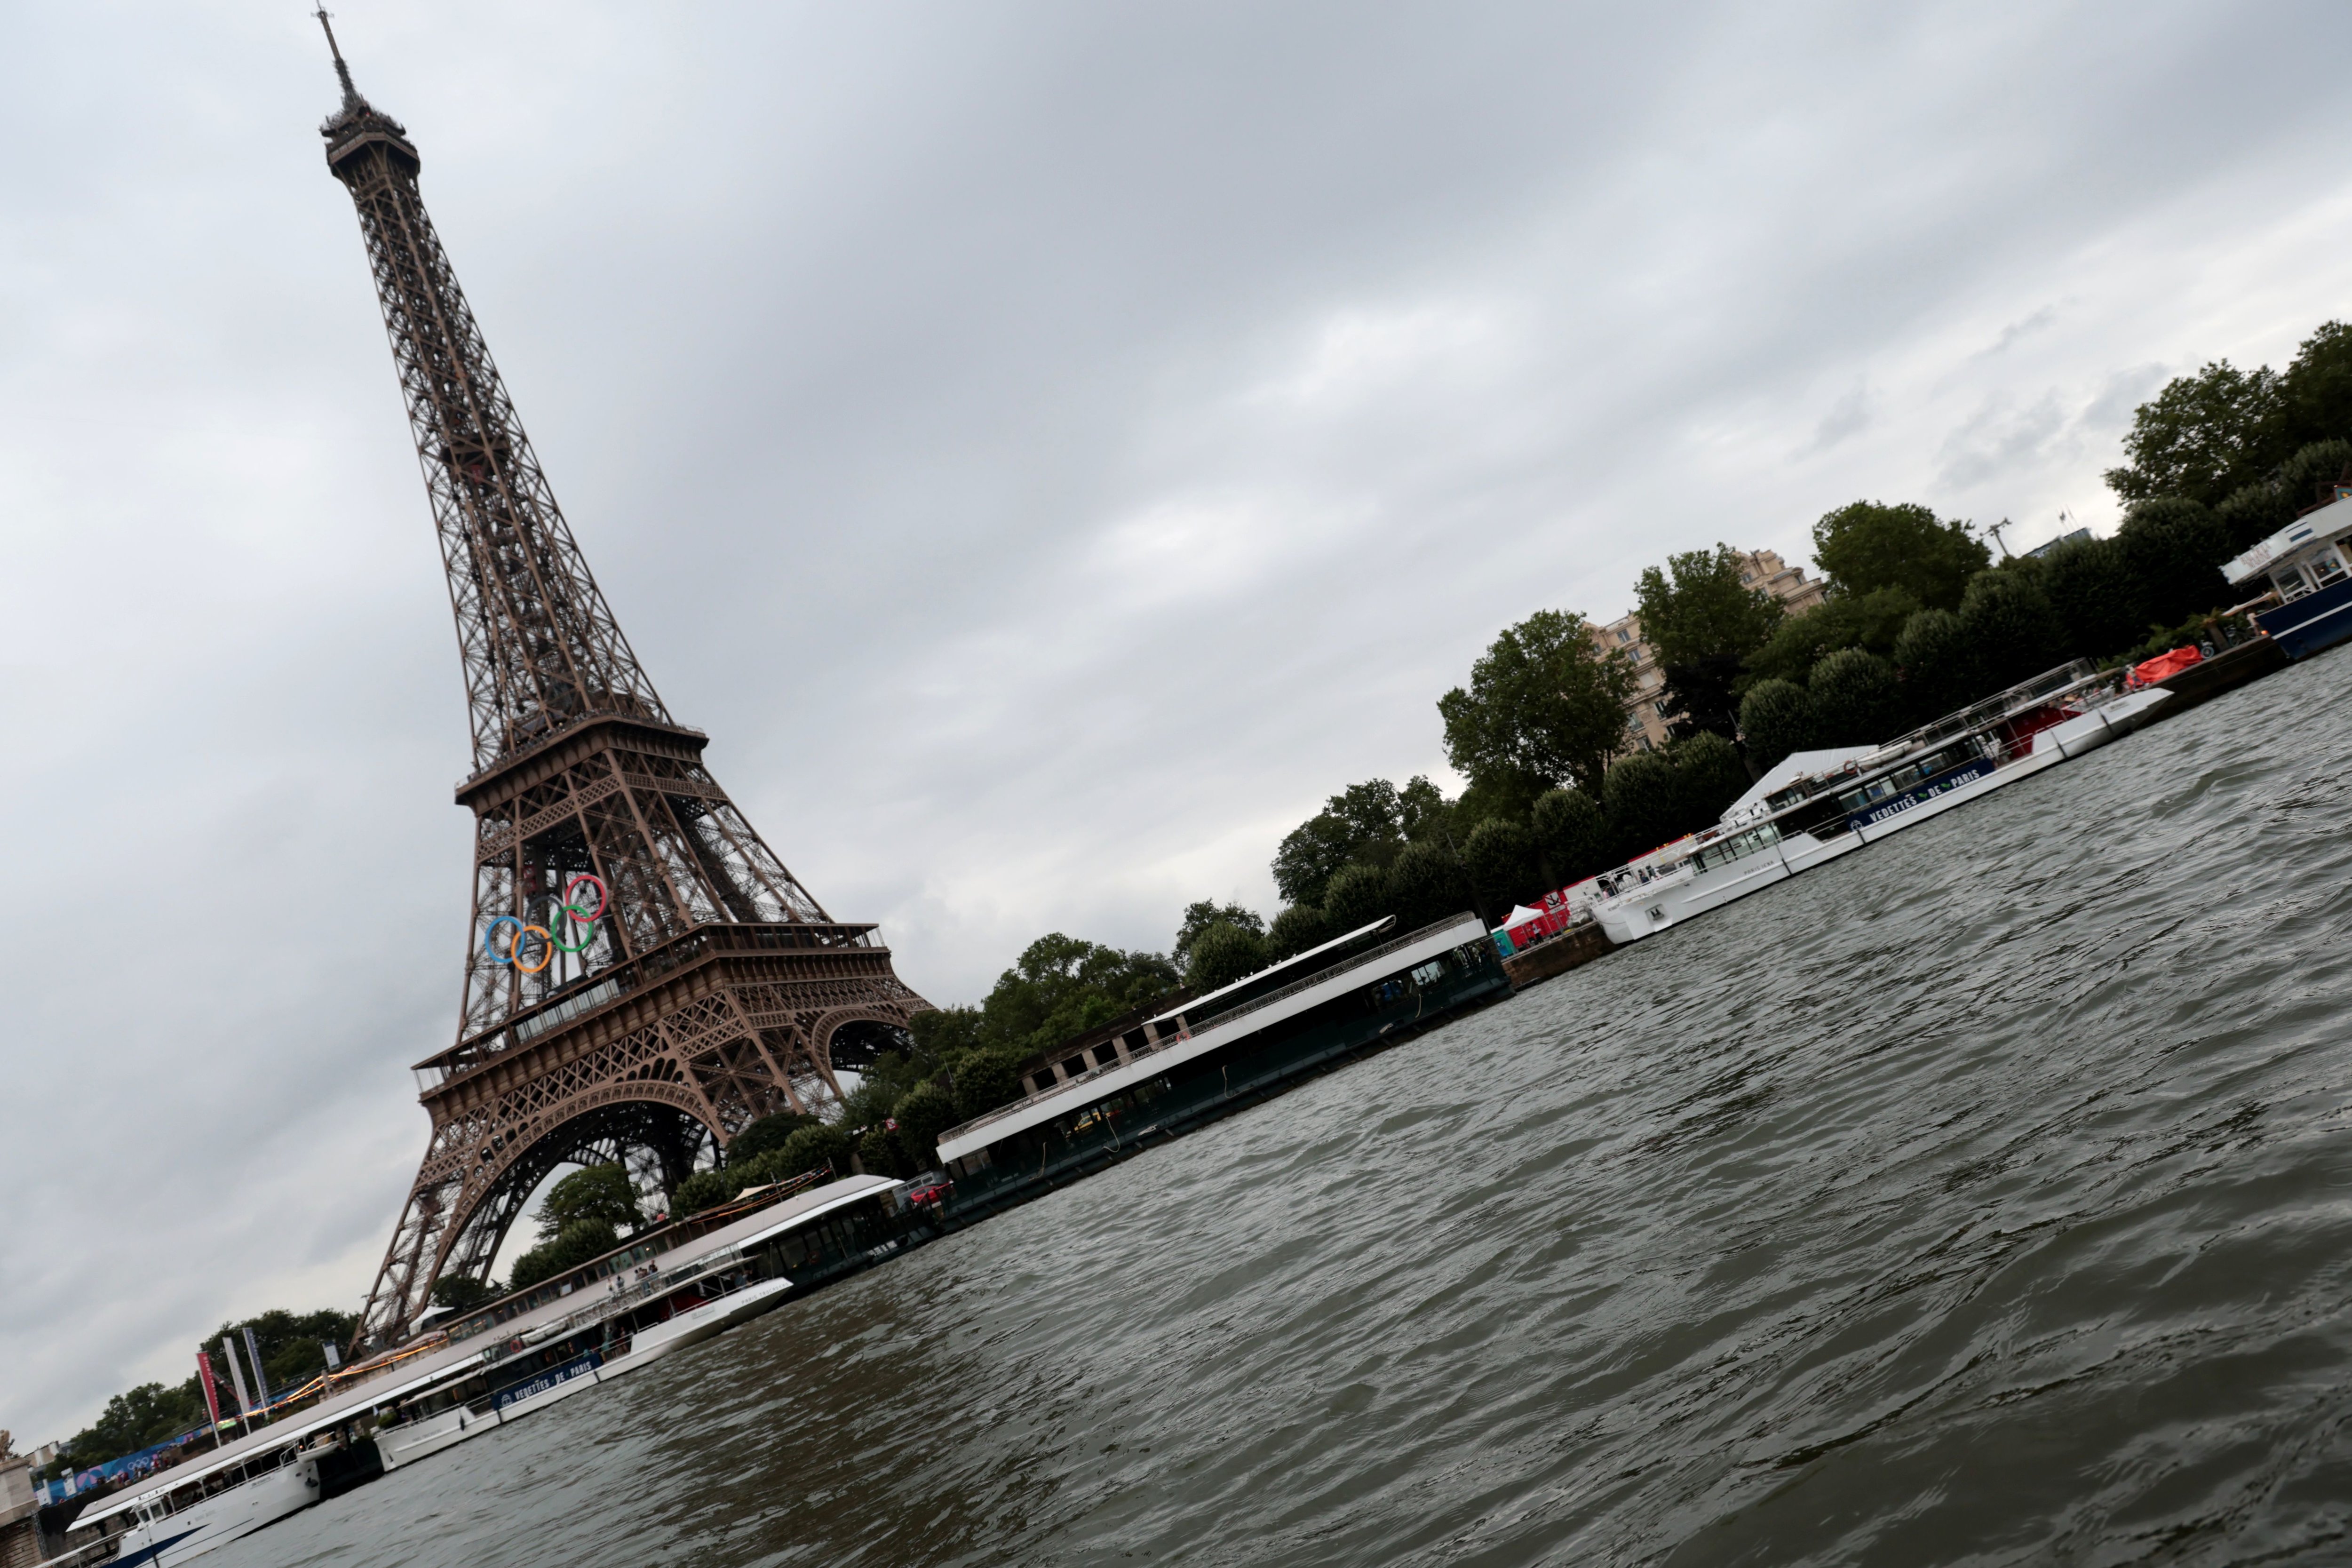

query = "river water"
[230, 660, 2352, 1567]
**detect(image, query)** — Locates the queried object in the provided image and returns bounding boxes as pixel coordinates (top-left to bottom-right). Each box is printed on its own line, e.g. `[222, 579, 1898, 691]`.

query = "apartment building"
[1589, 549, 1828, 751]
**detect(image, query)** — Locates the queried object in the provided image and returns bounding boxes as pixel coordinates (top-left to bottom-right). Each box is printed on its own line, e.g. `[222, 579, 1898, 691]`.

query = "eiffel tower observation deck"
[311, 11, 928, 1352]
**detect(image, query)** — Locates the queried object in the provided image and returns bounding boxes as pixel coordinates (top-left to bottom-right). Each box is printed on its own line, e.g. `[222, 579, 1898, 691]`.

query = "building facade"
[1590, 549, 1828, 751]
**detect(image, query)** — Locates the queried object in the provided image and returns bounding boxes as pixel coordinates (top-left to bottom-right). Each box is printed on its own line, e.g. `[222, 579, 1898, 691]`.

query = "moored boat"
[1591, 661, 2171, 946]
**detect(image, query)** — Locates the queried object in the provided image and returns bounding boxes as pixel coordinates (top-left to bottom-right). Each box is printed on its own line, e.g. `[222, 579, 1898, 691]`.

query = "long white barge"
[61, 1175, 908, 1565]
[1592, 661, 2171, 946]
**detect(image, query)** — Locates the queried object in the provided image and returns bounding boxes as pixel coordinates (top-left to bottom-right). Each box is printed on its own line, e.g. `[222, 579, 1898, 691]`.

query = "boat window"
[2274, 564, 2311, 599]
[2312, 549, 2349, 588]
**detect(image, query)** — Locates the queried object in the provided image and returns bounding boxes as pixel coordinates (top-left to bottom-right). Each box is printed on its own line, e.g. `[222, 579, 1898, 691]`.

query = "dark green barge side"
[931, 913, 1511, 1223]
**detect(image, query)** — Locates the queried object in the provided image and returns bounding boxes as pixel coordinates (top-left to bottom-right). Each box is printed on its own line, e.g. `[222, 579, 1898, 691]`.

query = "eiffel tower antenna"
[313, 7, 360, 110]
[318, 47, 928, 1350]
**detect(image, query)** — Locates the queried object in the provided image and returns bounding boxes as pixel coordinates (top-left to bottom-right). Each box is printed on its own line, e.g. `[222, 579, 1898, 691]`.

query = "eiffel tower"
[314, 15, 928, 1349]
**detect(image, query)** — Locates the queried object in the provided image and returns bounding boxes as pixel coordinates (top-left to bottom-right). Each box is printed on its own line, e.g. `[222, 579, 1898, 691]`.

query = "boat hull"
[104, 1457, 318, 1566]
[1593, 690, 2170, 946]
[2256, 577, 2352, 659]
[378, 1276, 794, 1470]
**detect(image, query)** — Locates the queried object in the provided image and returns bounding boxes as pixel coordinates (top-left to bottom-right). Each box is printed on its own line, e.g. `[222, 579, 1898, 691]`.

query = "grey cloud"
[8, 0, 2352, 1441]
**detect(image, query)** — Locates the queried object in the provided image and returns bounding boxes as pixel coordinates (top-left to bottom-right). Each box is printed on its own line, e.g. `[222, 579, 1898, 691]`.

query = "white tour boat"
[1591, 661, 2171, 946]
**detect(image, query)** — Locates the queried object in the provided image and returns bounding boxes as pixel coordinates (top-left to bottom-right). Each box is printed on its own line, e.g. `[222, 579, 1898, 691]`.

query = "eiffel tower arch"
[311, 18, 928, 1350]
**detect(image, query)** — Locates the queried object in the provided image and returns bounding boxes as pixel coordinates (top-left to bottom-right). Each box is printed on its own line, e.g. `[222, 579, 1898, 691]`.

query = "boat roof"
[1720, 745, 1882, 825]
[81, 1173, 904, 1525]
[941, 914, 1483, 1163]
[1143, 917, 1393, 1027]
[2225, 494, 2352, 583]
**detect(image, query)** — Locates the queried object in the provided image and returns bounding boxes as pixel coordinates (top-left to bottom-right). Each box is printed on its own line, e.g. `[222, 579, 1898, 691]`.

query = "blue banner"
[1849, 758, 1994, 831]
[493, 1350, 601, 1411]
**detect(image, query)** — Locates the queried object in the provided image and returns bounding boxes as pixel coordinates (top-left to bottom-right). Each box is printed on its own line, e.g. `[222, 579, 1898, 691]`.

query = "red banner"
[195, 1351, 222, 1432]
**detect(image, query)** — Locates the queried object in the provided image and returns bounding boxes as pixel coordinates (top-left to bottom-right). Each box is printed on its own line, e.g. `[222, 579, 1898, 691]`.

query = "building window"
[1653, 699, 1673, 716]
[1615, 628, 1632, 642]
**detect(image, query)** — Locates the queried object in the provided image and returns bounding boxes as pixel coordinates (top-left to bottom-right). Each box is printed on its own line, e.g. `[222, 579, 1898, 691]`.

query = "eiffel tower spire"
[320, 31, 927, 1349]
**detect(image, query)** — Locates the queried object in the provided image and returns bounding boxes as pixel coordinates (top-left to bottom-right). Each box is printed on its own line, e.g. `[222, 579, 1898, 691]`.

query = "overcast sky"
[7, 0, 2351, 1445]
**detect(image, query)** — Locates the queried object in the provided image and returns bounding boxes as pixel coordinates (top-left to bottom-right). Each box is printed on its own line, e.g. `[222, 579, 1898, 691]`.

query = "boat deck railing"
[936, 915, 1484, 1148]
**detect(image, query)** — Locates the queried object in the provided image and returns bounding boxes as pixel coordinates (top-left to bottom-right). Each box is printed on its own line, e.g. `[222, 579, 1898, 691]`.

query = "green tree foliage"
[1673, 733, 1751, 826]
[1888, 608, 1978, 724]
[907, 1004, 982, 1063]
[1957, 567, 2067, 691]
[978, 935, 1179, 1059]
[534, 1163, 642, 1242]
[776, 1123, 852, 1178]
[1270, 776, 1452, 906]
[1186, 922, 1271, 991]
[1737, 679, 1815, 774]
[430, 1275, 500, 1313]
[856, 1125, 912, 1180]
[1386, 839, 1475, 930]
[2106, 360, 2284, 506]
[892, 1082, 961, 1168]
[2273, 322, 2352, 454]
[727, 1111, 818, 1167]
[1601, 750, 1685, 860]
[1531, 787, 1611, 886]
[2035, 537, 2142, 662]
[508, 1218, 620, 1293]
[1807, 648, 1902, 745]
[1812, 501, 1990, 612]
[1743, 587, 1920, 687]
[1462, 818, 1543, 918]
[1174, 901, 1265, 968]
[1321, 861, 1394, 938]
[2116, 498, 2233, 629]
[951, 1051, 1025, 1122]
[1265, 902, 1334, 961]
[1438, 609, 1637, 800]
[1633, 545, 1785, 738]
[672, 1169, 738, 1217]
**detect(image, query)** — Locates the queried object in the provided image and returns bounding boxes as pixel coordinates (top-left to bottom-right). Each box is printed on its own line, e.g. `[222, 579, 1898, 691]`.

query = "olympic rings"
[481, 875, 610, 971]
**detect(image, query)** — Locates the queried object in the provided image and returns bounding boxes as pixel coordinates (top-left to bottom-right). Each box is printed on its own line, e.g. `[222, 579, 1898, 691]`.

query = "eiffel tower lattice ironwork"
[315, 15, 928, 1350]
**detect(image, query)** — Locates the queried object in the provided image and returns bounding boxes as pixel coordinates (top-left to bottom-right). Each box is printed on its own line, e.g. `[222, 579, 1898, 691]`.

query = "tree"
[776, 1123, 852, 1178]
[977, 934, 1179, 1058]
[1889, 608, 1979, 724]
[1322, 861, 1394, 937]
[856, 1125, 912, 1180]
[1271, 780, 1409, 906]
[728, 1111, 818, 1166]
[1601, 750, 1685, 861]
[1386, 839, 1475, 930]
[1265, 903, 1334, 961]
[508, 1218, 620, 1293]
[1438, 609, 1637, 799]
[893, 1082, 961, 1170]
[2117, 499, 2232, 629]
[430, 1275, 499, 1313]
[1673, 732, 1750, 826]
[1737, 679, 1815, 774]
[2274, 321, 2352, 455]
[1633, 545, 1785, 739]
[2034, 536, 2141, 661]
[1461, 818, 1543, 917]
[2105, 360, 2284, 507]
[951, 1050, 1025, 1122]
[1531, 788, 1611, 886]
[1186, 922, 1271, 991]
[1812, 501, 1991, 611]
[672, 1169, 738, 1217]
[907, 1004, 982, 1063]
[1743, 587, 1920, 687]
[534, 1164, 641, 1242]
[1174, 901, 1265, 967]
[1958, 568, 2066, 691]
[1808, 648, 1902, 745]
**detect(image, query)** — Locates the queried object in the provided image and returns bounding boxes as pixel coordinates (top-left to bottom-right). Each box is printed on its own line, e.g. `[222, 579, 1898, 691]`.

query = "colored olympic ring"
[481, 876, 608, 971]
